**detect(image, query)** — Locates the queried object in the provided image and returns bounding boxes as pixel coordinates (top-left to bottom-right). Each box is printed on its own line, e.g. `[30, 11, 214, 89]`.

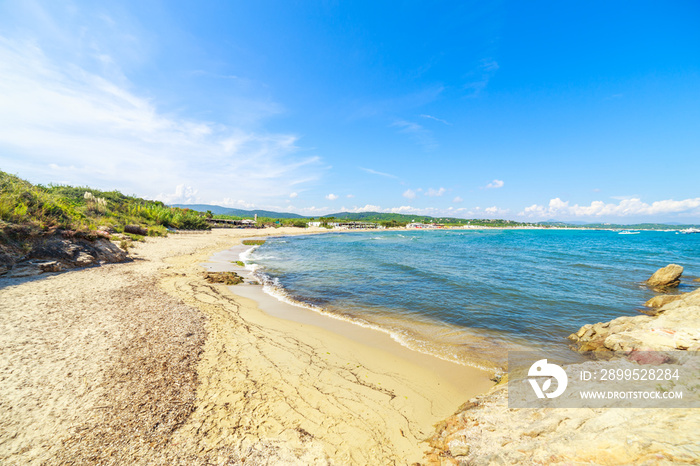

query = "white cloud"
[359, 167, 398, 179]
[346, 194, 355, 198]
[484, 179, 504, 189]
[419, 114, 451, 125]
[325, 193, 339, 200]
[289, 192, 298, 198]
[157, 184, 198, 204]
[403, 189, 417, 199]
[0, 23, 322, 204]
[391, 119, 437, 150]
[212, 198, 256, 209]
[452, 196, 463, 203]
[425, 187, 446, 197]
[346, 204, 381, 213]
[519, 197, 700, 219]
[484, 206, 510, 216]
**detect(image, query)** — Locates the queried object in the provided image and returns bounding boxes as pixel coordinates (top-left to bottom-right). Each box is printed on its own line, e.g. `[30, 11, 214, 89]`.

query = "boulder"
[646, 264, 683, 288]
[38, 261, 64, 273]
[124, 224, 148, 236]
[644, 294, 682, 308]
[75, 252, 96, 267]
[91, 239, 128, 262]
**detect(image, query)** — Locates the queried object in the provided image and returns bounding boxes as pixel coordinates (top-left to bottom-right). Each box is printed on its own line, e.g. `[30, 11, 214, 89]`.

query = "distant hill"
[171, 204, 304, 219]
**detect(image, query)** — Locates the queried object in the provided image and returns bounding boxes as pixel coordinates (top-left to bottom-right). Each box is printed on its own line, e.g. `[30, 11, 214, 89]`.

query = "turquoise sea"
[246, 229, 700, 368]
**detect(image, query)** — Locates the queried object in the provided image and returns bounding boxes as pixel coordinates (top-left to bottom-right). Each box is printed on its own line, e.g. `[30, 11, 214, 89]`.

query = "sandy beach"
[0, 228, 492, 464]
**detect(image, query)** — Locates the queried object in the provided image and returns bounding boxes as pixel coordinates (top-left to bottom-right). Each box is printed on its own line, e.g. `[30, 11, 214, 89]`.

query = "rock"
[644, 294, 682, 308]
[447, 439, 471, 457]
[38, 261, 64, 273]
[570, 288, 700, 353]
[28, 237, 127, 266]
[74, 253, 96, 267]
[204, 271, 244, 285]
[646, 264, 683, 288]
[0, 252, 15, 274]
[124, 224, 148, 236]
[695, 278, 700, 283]
[425, 370, 700, 465]
[7, 265, 42, 278]
[91, 239, 128, 262]
[627, 351, 672, 365]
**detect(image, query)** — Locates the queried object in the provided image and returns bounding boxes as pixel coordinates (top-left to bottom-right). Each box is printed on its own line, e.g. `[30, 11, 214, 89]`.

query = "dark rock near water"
[204, 271, 245, 285]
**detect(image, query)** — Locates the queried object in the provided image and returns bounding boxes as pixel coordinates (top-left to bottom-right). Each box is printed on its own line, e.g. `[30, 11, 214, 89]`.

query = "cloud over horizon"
[519, 197, 700, 220]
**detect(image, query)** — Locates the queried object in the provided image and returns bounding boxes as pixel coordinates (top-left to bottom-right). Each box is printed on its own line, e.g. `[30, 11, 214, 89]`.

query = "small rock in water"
[646, 264, 683, 288]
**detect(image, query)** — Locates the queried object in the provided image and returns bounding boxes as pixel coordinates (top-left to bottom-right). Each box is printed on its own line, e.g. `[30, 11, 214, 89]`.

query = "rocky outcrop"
[644, 294, 682, 309]
[425, 381, 700, 465]
[646, 264, 683, 288]
[569, 288, 700, 352]
[2, 237, 128, 278]
[427, 287, 700, 465]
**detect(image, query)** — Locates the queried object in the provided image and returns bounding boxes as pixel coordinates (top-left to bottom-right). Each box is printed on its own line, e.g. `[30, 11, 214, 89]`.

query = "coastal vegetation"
[0, 171, 210, 235]
[242, 240, 266, 245]
[0, 171, 210, 271]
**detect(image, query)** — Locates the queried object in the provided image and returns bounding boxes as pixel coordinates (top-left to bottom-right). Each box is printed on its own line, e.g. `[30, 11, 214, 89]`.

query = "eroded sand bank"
[1, 228, 492, 464]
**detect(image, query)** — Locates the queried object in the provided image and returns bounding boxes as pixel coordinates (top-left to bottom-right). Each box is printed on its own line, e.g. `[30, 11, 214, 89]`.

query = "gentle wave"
[244, 230, 700, 369]
[244, 256, 531, 371]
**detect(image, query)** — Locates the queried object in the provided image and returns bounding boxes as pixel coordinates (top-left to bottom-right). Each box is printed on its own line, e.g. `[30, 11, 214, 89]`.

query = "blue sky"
[1, 1, 699, 222]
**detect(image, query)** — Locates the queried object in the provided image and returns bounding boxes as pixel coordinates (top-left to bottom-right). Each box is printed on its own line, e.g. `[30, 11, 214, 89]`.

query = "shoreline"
[161, 228, 495, 462]
[203, 241, 495, 389]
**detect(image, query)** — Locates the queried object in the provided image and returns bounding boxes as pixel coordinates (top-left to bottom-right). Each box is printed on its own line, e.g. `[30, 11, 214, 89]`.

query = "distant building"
[406, 223, 444, 229]
[206, 218, 257, 228]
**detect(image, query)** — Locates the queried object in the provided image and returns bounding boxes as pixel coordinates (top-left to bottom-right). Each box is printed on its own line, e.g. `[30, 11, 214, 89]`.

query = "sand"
[0, 228, 492, 464]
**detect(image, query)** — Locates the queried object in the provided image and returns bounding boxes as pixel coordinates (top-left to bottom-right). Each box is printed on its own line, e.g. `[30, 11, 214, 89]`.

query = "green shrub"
[0, 171, 210, 239]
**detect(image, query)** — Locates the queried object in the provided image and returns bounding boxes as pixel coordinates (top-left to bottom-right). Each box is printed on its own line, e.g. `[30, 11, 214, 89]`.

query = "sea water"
[246, 229, 699, 368]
